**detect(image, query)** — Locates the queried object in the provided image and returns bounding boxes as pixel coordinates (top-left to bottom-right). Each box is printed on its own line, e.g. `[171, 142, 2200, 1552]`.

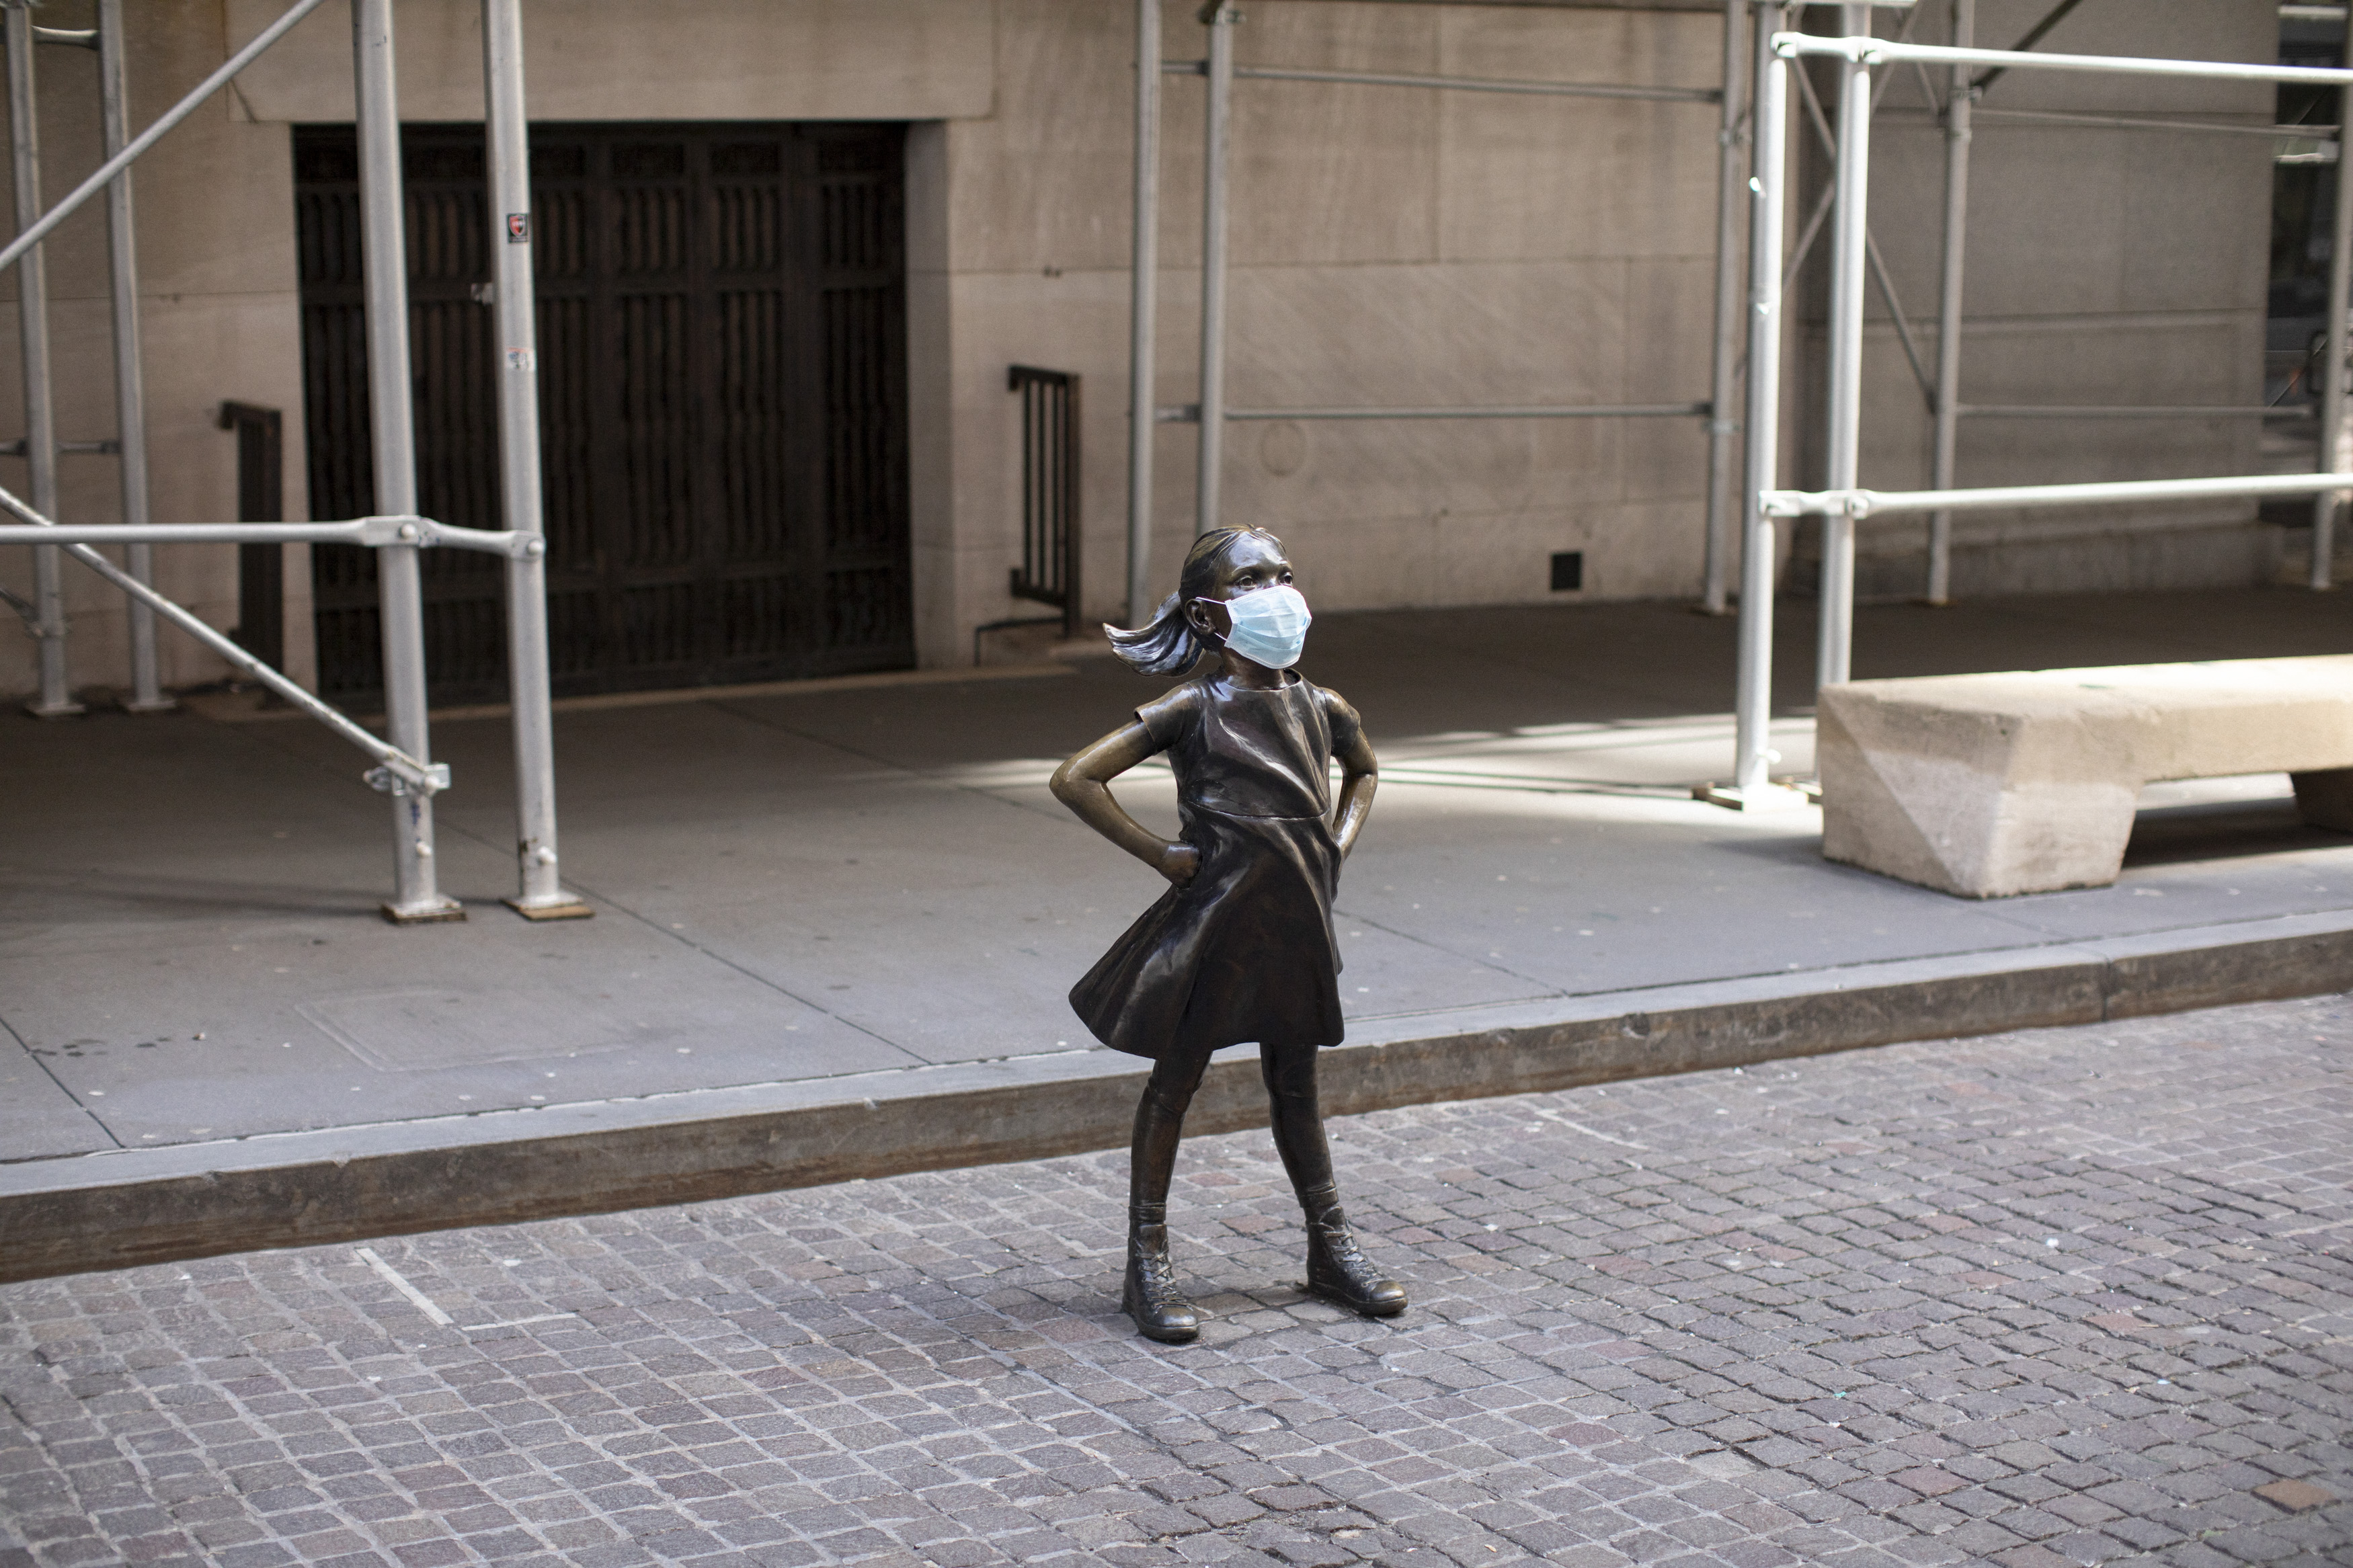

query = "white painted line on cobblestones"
[456, 1311, 580, 1332]
[1527, 1106, 1651, 1150]
[353, 1247, 454, 1326]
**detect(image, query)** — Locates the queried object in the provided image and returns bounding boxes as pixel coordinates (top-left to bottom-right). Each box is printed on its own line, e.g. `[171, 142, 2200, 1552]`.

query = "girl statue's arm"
[1051, 720, 1201, 884]
[1331, 725, 1378, 859]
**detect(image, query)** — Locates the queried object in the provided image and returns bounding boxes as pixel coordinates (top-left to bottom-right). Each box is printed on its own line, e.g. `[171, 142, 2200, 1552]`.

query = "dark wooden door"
[296, 122, 912, 706]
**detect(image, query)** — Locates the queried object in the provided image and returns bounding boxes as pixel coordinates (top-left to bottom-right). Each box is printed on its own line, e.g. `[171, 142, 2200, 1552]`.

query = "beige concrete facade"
[0, 0, 2289, 703]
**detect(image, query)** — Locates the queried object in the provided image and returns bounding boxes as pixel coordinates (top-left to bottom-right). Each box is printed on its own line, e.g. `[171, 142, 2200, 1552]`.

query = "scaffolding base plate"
[504, 896, 595, 922]
[24, 699, 86, 719]
[381, 898, 467, 925]
[1692, 781, 1816, 813]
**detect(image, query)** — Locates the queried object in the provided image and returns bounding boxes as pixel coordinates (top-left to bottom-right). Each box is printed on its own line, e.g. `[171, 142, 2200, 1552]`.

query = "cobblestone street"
[4, 994, 2350, 1568]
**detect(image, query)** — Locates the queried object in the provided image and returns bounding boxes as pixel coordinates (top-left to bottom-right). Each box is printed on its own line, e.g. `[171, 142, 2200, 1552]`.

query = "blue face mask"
[1215, 585, 1312, 669]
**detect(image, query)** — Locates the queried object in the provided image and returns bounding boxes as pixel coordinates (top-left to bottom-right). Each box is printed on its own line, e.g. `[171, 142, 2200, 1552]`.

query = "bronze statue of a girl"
[1051, 528, 1406, 1344]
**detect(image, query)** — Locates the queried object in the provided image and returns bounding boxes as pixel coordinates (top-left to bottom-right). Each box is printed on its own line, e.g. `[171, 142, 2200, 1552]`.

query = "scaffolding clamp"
[1762, 489, 1872, 520]
[356, 513, 545, 559]
[365, 759, 452, 798]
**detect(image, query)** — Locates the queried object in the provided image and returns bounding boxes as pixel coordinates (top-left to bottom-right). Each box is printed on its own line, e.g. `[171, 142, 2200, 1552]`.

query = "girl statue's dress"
[1069, 671, 1357, 1063]
[1051, 526, 1406, 1345]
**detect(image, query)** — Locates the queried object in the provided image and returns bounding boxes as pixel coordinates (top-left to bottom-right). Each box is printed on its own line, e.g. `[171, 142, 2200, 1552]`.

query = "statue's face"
[1200, 534, 1295, 603]
[1185, 534, 1295, 645]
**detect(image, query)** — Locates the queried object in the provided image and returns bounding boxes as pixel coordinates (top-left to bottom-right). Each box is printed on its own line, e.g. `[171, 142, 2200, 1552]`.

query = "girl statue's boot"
[1121, 1201, 1199, 1344]
[1300, 1184, 1408, 1317]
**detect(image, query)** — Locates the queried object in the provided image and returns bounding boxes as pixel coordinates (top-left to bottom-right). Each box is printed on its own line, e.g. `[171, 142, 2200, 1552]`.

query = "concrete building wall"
[0, 0, 2288, 704]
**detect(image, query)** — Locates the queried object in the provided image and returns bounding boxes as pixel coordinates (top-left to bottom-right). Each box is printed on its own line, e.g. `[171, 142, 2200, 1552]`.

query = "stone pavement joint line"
[3, 992, 2350, 1567]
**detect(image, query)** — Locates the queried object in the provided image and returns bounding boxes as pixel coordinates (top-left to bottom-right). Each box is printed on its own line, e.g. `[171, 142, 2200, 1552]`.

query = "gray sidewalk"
[4, 588, 2351, 1272]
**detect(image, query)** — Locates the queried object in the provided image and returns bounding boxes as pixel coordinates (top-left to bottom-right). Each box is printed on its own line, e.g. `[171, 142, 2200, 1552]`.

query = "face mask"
[1215, 585, 1312, 669]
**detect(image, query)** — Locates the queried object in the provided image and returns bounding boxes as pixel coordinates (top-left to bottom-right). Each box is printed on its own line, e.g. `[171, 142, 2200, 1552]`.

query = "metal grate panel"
[1008, 366, 1081, 636]
[294, 121, 912, 704]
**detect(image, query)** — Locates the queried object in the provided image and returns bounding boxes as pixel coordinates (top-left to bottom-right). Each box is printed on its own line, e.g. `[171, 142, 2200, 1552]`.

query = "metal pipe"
[1962, 403, 2303, 419]
[1127, 0, 1160, 628]
[0, 516, 534, 552]
[7, 6, 75, 717]
[1864, 229, 1931, 403]
[1968, 0, 2088, 93]
[1167, 401, 1710, 421]
[1781, 178, 1835, 288]
[1963, 106, 2334, 139]
[481, 0, 582, 919]
[1195, 3, 1238, 537]
[2315, 6, 2353, 590]
[1775, 32, 2353, 87]
[356, 0, 460, 923]
[1732, 6, 1791, 797]
[0, 481, 442, 790]
[1767, 470, 2353, 518]
[0, 0, 331, 280]
[1702, 0, 1749, 616]
[1817, 3, 1872, 692]
[0, 438, 117, 456]
[1926, 0, 1971, 605]
[97, 0, 167, 710]
[1228, 64, 1718, 104]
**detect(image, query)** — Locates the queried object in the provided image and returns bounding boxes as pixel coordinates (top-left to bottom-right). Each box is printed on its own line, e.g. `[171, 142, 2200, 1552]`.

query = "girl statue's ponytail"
[1105, 591, 1202, 675]
[1103, 526, 1279, 677]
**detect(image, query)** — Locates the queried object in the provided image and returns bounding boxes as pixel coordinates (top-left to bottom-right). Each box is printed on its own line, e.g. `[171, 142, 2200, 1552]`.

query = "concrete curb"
[3, 909, 2347, 1283]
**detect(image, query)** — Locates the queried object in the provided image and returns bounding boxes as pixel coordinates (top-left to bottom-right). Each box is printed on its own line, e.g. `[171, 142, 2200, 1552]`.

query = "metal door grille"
[1008, 366, 1080, 636]
[295, 121, 912, 704]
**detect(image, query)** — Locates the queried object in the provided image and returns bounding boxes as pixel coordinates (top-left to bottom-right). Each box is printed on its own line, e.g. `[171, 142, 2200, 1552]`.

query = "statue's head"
[1109, 528, 1306, 676]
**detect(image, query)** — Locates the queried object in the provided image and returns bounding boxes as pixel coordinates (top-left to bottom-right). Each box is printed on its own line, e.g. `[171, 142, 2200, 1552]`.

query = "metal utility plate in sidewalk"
[4, 591, 2351, 1280]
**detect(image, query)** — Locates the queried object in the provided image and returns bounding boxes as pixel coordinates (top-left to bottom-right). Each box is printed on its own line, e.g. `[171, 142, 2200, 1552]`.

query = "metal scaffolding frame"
[0, 0, 588, 923]
[1708, 9, 2353, 811]
[1123, 0, 1774, 630]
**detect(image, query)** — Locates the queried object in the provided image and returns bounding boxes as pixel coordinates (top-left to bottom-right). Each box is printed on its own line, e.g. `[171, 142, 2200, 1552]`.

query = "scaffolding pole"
[2316, 5, 2353, 589]
[484, 0, 588, 919]
[97, 0, 167, 710]
[1195, 3, 1238, 538]
[355, 0, 461, 923]
[8, 5, 76, 717]
[1817, 3, 1872, 691]
[1720, 24, 2353, 809]
[1708, 4, 1804, 809]
[1771, 469, 2353, 518]
[1127, 0, 1161, 628]
[1925, 0, 1970, 605]
[1700, 0, 1749, 616]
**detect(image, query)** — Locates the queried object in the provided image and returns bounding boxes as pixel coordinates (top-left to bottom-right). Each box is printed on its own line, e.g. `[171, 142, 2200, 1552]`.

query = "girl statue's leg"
[1125, 1050, 1210, 1343]
[1262, 1044, 1408, 1317]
